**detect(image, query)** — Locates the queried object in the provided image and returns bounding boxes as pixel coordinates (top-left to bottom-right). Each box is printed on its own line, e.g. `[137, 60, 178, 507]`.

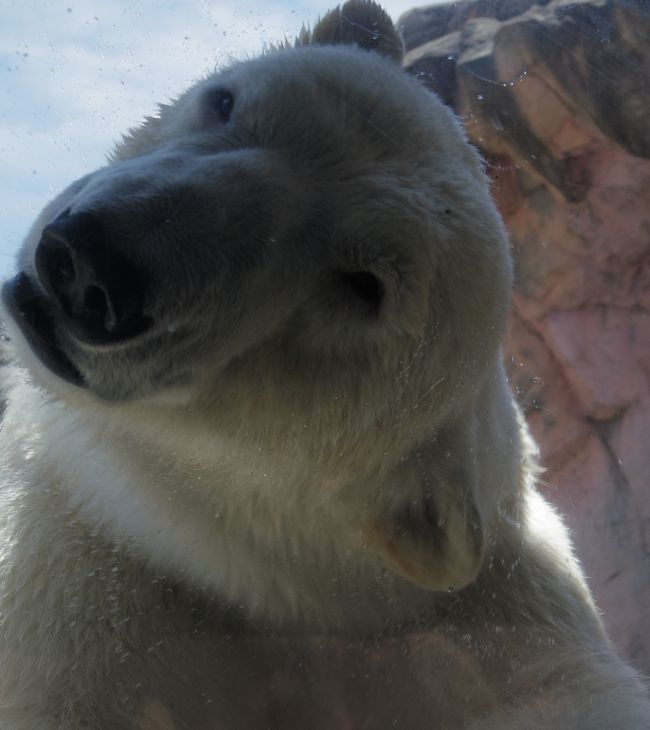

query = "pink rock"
[549, 433, 648, 661]
[504, 311, 590, 470]
[612, 401, 650, 509]
[539, 308, 649, 420]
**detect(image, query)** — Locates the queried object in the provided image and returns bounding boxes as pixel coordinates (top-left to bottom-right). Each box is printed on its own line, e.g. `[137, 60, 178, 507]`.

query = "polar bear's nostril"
[34, 211, 151, 344]
[83, 285, 112, 327]
[338, 270, 384, 313]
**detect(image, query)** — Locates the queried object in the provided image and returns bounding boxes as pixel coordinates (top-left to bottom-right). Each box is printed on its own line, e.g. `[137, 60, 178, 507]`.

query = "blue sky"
[1, 0, 429, 274]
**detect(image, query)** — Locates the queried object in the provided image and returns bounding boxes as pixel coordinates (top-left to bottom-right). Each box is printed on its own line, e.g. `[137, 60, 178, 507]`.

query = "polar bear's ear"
[364, 441, 485, 592]
[311, 0, 404, 63]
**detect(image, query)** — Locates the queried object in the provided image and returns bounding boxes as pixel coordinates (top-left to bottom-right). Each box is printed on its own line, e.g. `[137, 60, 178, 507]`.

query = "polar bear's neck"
[0, 381, 387, 628]
[3, 369, 523, 632]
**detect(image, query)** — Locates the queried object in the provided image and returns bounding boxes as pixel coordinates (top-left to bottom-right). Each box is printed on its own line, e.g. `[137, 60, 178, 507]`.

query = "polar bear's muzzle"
[2, 208, 154, 388]
[34, 209, 152, 345]
[1, 144, 309, 400]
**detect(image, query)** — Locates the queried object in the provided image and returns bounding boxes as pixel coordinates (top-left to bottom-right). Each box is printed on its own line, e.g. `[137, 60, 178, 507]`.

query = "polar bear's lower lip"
[1, 273, 84, 387]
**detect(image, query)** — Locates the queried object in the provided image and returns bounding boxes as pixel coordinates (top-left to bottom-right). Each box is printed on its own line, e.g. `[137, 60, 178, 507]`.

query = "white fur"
[0, 2, 648, 727]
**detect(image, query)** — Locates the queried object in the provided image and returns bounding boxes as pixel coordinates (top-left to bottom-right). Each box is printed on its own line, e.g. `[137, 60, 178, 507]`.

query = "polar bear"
[0, 1, 648, 728]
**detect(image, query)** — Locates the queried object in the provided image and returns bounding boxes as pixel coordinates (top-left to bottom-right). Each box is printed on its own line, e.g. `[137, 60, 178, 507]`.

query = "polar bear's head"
[2, 1, 514, 594]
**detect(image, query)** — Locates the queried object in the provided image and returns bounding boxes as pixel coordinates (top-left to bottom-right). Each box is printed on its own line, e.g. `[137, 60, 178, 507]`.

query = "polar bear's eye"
[206, 88, 235, 123]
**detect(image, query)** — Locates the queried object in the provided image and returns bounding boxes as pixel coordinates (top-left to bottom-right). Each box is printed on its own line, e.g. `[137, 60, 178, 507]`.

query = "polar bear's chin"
[1, 272, 84, 387]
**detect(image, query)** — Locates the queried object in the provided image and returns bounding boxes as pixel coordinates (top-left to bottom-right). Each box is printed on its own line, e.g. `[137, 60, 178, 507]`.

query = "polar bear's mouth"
[1, 273, 84, 387]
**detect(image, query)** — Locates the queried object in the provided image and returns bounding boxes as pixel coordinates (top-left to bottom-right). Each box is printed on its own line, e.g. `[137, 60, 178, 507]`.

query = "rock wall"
[401, 0, 650, 671]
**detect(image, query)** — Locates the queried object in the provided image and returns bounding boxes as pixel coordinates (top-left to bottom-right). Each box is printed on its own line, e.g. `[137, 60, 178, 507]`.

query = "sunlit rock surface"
[401, 0, 650, 672]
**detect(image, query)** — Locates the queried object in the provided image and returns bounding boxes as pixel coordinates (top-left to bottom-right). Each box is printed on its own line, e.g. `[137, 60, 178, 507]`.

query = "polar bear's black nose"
[35, 210, 151, 344]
